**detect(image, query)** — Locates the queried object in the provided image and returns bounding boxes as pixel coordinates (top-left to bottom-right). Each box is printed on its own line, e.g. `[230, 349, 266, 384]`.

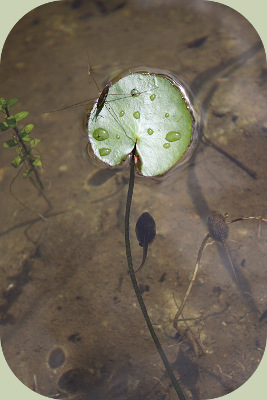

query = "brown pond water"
[0, 1, 266, 399]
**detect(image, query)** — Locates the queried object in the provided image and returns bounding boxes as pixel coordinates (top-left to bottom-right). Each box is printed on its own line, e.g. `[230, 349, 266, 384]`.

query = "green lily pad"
[88, 72, 195, 177]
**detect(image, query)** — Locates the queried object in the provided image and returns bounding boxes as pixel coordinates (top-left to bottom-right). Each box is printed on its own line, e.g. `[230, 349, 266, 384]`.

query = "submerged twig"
[9, 167, 48, 220]
[173, 234, 210, 330]
[0, 209, 68, 237]
[228, 216, 267, 224]
[173, 294, 206, 356]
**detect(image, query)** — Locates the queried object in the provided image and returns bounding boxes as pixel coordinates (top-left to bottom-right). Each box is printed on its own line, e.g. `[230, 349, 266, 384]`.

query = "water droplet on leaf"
[163, 143, 170, 149]
[133, 111, 140, 119]
[99, 148, 111, 156]
[93, 127, 109, 141]
[165, 131, 181, 142]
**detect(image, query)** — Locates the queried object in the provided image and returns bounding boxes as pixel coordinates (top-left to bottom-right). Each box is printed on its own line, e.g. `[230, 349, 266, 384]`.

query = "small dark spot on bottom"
[174, 332, 182, 340]
[232, 115, 238, 123]
[213, 286, 222, 296]
[139, 283, 150, 294]
[159, 272, 166, 282]
[240, 259, 246, 267]
[48, 347, 65, 369]
[68, 333, 82, 343]
[113, 296, 120, 303]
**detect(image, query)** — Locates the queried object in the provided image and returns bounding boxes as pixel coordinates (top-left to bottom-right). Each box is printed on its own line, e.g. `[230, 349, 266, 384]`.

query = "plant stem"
[173, 234, 210, 331]
[124, 152, 187, 400]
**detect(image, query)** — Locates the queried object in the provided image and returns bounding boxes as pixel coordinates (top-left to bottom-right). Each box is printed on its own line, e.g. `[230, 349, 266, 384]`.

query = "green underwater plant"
[0, 97, 51, 210]
[0, 98, 42, 182]
[87, 68, 200, 400]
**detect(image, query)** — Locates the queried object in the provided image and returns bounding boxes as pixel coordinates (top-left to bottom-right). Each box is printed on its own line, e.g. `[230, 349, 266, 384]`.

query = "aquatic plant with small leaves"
[0, 97, 52, 212]
[0, 97, 43, 188]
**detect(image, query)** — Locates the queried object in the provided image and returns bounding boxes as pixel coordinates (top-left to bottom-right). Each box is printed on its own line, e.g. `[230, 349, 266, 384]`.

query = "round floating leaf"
[88, 72, 195, 177]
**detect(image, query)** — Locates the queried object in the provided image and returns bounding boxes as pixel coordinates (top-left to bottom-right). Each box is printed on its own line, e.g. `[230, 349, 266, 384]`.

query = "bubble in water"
[99, 148, 111, 156]
[133, 111, 140, 119]
[147, 128, 154, 135]
[93, 128, 109, 141]
[150, 94, 156, 101]
[119, 110, 125, 117]
[165, 131, 181, 142]
[163, 143, 170, 149]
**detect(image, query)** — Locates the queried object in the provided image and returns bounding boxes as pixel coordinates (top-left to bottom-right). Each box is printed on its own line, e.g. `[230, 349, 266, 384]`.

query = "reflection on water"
[0, 1, 266, 399]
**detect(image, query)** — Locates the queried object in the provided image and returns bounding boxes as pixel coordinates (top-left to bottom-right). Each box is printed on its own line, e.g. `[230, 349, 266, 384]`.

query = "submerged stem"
[173, 234, 210, 331]
[124, 152, 187, 400]
[228, 216, 267, 224]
